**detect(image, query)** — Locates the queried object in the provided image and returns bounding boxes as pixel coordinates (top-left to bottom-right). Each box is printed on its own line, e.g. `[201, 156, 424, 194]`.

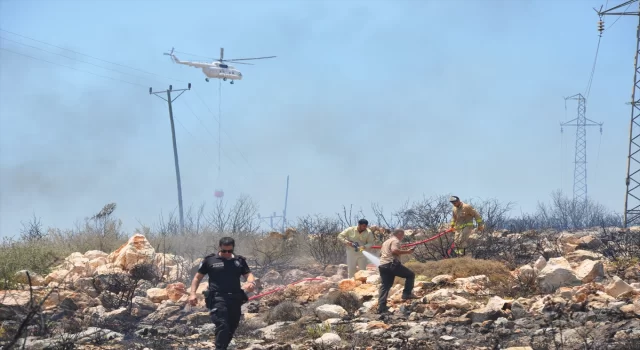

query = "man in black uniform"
[188, 237, 256, 350]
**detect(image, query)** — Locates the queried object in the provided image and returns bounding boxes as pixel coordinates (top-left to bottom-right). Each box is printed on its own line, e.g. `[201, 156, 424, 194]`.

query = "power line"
[172, 105, 243, 195]
[0, 43, 241, 177]
[0, 35, 164, 86]
[173, 50, 214, 60]
[584, 35, 601, 100]
[0, 28, 255, 167]
[0, 28, 186, 83]
[193, 89, 258, 176]
[1, 27, 261, 203]
[181, 100, 219, 148]
[180, 98, 241, 169]
[0, 40, 230, 174]
[585, 0, 634, 100]
[1, 28, 259, 175]
[0, 47, 147, 88]
[0, 52, 240, 202]
[177, 98, 263, 201]
[608, 3, 633, 29]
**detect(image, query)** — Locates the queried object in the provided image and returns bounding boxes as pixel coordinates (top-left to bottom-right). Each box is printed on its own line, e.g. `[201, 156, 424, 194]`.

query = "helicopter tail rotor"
[163, 47, 175, 56]
[163, 47, 177, 63]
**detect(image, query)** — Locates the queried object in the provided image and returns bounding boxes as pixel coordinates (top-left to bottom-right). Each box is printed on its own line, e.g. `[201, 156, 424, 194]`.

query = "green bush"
[0, 237, 61, 289]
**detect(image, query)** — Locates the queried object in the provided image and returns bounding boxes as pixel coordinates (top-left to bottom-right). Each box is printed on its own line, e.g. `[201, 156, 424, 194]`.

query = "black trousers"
[208, 292, 244, 350]
[378, 261, 415, 312]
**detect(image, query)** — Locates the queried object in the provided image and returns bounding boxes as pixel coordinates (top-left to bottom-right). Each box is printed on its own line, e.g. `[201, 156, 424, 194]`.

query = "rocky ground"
[1, 228, 639, 350]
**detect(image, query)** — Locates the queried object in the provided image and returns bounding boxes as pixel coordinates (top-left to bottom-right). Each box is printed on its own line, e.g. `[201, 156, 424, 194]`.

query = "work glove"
[477, 224, 485, 232]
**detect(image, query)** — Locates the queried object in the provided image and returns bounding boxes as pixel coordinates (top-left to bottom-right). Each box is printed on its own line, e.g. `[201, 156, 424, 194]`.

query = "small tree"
[19, 214, 46, 242]
[209, 194, 260, 238]
[336, 204, 366, 228]
[249, 235, 297, 273]
[529, 190, 622, 230]
[298, 215, 345, 266]
[468, 197, 514, 232]
[89, 203, 123, 252]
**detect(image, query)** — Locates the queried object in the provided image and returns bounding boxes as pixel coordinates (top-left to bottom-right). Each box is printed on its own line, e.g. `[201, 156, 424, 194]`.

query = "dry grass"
[276, 321, 307, 343]
[395, 256, 543, 298]
[393, 256, 512, 286]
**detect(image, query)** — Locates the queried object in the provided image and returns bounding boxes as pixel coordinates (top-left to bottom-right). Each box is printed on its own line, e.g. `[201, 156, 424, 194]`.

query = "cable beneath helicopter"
[218, 79, 222, 182]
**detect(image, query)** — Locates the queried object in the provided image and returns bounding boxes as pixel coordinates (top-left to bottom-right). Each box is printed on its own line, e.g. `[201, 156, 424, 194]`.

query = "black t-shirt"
[197, 254, 251, 293]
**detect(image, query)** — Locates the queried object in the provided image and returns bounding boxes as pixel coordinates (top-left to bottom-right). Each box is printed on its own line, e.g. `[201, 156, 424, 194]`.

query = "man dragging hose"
[449, 195, 484, 256]
[337, 219, 376, 278]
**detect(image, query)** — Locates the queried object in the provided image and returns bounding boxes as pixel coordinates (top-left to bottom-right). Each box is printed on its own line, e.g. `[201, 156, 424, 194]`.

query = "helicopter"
[164, 47, 275, 84]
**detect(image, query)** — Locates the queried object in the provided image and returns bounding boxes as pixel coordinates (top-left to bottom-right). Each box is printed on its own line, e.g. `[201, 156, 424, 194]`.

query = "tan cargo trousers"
[346, 248, 368, 278]
[454, 226, 474, 250]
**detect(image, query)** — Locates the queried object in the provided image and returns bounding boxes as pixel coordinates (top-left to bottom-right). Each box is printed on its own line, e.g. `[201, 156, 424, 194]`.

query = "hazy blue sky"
[0, 0, 635, 238]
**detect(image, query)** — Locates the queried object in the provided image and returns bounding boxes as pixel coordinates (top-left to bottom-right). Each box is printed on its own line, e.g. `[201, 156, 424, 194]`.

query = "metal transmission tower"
[596, 0, 640, 227]
[561, 94, 603, 204]
[149, 83, 192, 233]
[258, 175, 290, 232]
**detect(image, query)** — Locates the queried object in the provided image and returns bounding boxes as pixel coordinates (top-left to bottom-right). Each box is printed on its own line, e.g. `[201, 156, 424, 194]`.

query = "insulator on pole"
[598, 20, 604, 35]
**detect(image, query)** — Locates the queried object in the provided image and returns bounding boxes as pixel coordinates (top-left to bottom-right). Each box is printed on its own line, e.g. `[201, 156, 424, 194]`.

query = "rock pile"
[1, 228, 639, 349]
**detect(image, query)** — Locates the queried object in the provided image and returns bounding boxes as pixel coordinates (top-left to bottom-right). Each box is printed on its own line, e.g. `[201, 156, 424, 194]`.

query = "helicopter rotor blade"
[228, 61, 253, 65]
[224, 55, 277, 62]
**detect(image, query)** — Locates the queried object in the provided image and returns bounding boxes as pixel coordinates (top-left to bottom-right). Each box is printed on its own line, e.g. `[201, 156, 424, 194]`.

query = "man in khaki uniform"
[449, 196, 484, 256]
[377, 229, 418, 314]
[337, 219, 376, 278]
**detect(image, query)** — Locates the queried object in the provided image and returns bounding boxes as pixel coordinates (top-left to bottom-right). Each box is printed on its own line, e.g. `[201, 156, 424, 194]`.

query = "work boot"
[402, 293, 419, 300]
[377, 305, 390, 314]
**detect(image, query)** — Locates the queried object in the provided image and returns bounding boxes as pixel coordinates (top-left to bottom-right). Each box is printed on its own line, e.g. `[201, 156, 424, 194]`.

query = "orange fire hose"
[369, 228, 455, 249]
